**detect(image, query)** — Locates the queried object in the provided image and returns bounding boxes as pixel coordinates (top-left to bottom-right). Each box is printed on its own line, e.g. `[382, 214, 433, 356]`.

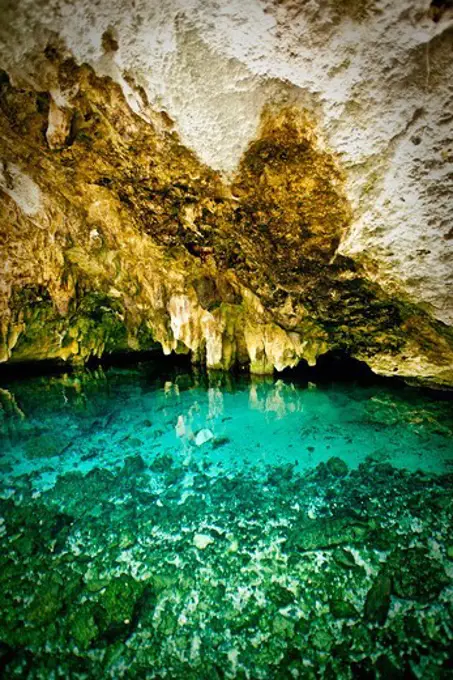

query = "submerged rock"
[0, 368, 452, 678]
[69, 602, 99, 649]
[286, 515, 369, 552]
[389, 547, 449, 603]
[364, 573, 392, 625]
[193, 533, 214, 550]
[24, 433, 71, 459]
[329, 599, 359, 620]
[326, 457, 348, 478]
[332, 547, 359, 570]
[194, 429, 214, 447]
[212, 436, 231, 449]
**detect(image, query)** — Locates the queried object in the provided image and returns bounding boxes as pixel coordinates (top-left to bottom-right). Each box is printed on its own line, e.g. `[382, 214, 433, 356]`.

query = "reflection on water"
[1, 363, 452, 488]
[0, 361, 452, 678]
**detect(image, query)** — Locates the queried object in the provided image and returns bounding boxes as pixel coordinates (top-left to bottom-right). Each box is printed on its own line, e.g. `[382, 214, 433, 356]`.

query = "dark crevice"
[0, 349, 191, 382]
[281, 350, 402, 387]
[1, 349, 451, 397]
[430, 0, 453, 21]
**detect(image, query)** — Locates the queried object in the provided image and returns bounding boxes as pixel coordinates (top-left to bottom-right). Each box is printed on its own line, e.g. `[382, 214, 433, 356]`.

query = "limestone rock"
[0, 1, 452, 386]
[329, 599, 359, 620]
[326, 457, 349, 478]
[389, 547, 449, 602]
[364, 572, 392, 625]
[46, 99, 72, 150]
[193, 533, 214, 550]
[194, 428, 214, 447]
[286, 515, 370, 552]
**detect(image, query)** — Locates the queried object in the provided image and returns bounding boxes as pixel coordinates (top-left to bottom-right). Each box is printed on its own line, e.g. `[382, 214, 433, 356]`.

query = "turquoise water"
[0, 359, 452, 678]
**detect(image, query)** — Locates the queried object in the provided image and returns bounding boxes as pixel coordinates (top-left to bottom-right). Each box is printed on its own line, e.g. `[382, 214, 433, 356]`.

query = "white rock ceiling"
[1, 0, 452, 324]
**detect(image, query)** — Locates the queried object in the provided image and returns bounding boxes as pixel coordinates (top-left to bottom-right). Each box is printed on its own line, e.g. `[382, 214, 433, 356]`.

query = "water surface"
[0, 360, 452, 678]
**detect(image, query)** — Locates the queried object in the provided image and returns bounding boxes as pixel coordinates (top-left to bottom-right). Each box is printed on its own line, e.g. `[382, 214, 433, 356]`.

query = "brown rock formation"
[0, 50, 452, 385]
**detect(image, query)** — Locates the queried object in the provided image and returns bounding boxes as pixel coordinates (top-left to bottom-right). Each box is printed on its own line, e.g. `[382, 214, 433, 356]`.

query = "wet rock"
[85, 576, 110, 593]
[193, 533, 214, 550]
[13, 534, 35, 556]
[69, 602, 99, 649]
[326, 457, 348, 478]
[329, 599, 358, 619]
[311, 462, 329, 481]
[268, 583, 294, 607]
[24, 433, 71, 459]
[267, 463, 296, 486]
[212, 436, 231, 449]
[125, 437, 143, 450]
[272, 614, 295, 638]
[122, 454, 146, 475]
[389, 547, 449, 602]
[24, 574, 63, 625]
[0, 383, 453, 678]
[0, 642, 15, 675]
[375, 655, 406, 679]
[364, 572, 392, 625]
[311, 629, 334, 651]
[332, 547, 358, 569]
[150, 453, 174, 472]
[287, 515, 370, 552]
[350, 658, 374, 679]
[194, 428, 214, 446]
[97, 575, 145, 633]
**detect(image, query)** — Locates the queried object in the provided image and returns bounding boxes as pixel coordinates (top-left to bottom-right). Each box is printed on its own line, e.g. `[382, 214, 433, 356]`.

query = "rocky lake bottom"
[0, 358, 452, 679]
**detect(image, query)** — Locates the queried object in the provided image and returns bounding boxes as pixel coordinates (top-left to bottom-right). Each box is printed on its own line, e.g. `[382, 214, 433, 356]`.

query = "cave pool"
[0, 357, 452, 679]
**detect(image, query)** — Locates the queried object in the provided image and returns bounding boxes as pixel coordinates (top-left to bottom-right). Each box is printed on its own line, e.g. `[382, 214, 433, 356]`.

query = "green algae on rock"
[0, 446, 452, 677]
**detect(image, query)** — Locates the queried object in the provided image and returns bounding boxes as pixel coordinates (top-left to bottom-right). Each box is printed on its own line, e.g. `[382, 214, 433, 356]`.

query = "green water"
[0, 359, 452, 678]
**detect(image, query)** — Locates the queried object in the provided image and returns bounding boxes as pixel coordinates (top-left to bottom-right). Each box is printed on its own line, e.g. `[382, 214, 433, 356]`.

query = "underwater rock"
[24, 433, 71, 459]
[329, 599, 359, 620]
[24, 573, 64, 626]
[364, 572, 392, 625]
[272, 613, 295, 638]
[286, 514, 369, 552]
[375, 655, 409, 679]
[1, 355, 453, 676]
[332, 547, 360, 570]
[122, 454, 147, 475]
[268, 583, 294, 608]
[389, 547, 449, 603]
[96, 575, 146, 635]
[0, 423, 452, 677]
[212, 436, 231, 449]
[150, 453, 174, 473]
[69, 602, 99, 649]
[193, 533, 214, 550]
[311, 629, 334, 652]
[326, 457, 349, 478]
[194, 429, 214, 447]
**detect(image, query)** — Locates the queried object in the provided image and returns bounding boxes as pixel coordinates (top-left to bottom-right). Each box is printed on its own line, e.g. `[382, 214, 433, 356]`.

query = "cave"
[0, 2, 452, 679]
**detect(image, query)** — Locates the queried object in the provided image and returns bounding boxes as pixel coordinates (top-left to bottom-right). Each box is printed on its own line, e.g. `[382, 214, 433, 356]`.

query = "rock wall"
[0, 0, 452, 386]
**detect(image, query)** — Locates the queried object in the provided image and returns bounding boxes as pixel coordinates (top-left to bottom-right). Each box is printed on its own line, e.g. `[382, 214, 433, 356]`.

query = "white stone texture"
[0, 0, 452, 326]
[0, 162, 42, 216]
